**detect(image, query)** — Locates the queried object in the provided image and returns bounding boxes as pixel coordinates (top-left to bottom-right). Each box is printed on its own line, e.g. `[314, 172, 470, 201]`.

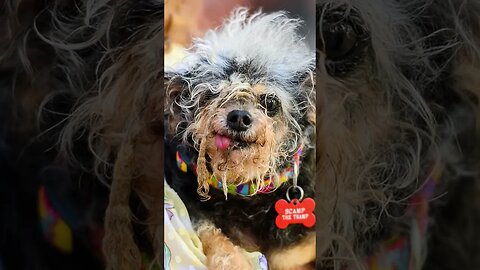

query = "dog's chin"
[204, 133, 271, 185]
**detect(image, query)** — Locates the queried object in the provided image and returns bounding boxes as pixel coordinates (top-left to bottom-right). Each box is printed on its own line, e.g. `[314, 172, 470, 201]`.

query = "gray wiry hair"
[316, 0, 480, 269]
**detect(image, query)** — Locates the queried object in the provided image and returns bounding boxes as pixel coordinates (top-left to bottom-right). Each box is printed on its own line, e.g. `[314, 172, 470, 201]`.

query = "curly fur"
[166, 8, 315, 197]
[316, 0, 480, 269]
[1, 0, 165, 269]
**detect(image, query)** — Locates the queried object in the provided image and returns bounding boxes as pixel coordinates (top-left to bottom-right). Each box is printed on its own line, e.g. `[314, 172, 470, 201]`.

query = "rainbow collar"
[176, 146, 303, 196]
[364, 162, 443, 270]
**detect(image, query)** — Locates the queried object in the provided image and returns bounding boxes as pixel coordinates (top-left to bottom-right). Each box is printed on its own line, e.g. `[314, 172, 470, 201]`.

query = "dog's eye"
[323, 24, 359, 61]
[319, 6, 369, 76]
[259, 94, 280, 116]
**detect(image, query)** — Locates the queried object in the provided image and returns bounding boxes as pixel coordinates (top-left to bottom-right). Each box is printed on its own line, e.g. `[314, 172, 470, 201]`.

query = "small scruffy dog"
[165, 8, 316, 270]
[3, 0, 480, 270]
[316, 0, 480, 269]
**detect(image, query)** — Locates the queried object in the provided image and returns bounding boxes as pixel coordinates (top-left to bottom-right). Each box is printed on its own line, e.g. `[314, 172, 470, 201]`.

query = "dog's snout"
[227, 110, 252, 131]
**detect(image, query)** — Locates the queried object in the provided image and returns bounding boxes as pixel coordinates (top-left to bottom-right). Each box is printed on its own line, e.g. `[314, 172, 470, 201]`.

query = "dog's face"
[193, 82, 296, 187]
[165, 8, 315, 197]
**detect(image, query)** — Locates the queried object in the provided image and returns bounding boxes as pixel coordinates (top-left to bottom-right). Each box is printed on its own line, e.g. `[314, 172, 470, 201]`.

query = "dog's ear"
[304, 71, 316, 127]
[164, 71, 187, 137]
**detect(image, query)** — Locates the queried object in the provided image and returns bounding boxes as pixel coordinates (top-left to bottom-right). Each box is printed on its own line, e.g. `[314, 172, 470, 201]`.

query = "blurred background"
[165, 0, 315, 67]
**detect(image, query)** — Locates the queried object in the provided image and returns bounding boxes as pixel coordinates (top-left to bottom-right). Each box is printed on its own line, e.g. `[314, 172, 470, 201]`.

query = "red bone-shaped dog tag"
[275, 198, 316, 229]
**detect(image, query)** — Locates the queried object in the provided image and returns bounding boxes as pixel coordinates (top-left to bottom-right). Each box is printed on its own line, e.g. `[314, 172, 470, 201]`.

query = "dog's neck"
[175, 145, 303, 197]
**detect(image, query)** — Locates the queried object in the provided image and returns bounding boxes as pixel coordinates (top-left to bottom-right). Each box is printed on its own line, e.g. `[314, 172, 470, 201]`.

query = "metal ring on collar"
[286, 185, 304, 202]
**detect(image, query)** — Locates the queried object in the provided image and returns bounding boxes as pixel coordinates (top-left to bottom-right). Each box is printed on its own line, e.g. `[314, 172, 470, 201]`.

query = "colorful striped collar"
[176, 146, 303, 196]
[364, 161, 443, 270]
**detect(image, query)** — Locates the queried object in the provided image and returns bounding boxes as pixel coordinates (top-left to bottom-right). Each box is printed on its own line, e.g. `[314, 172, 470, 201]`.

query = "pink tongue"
[215, 134, 231, 150]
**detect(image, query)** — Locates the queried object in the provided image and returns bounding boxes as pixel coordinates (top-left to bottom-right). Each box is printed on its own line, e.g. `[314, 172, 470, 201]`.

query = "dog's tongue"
[215, 134, 231, 150]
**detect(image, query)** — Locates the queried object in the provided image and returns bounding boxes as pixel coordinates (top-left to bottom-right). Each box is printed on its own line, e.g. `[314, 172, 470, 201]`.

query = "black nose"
[227, 110, 252, 131]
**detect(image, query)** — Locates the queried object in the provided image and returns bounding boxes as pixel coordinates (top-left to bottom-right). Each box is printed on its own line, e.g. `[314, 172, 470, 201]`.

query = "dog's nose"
[227, 110, 252, 131]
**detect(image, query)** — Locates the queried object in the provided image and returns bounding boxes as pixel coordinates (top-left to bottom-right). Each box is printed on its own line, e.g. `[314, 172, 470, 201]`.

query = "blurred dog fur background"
[316, 0, 480, 269]
[1, 0, 164, 269]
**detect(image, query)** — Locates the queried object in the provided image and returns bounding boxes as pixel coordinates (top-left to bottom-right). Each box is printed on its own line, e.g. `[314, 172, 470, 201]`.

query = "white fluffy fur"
[167, 7, 314, 83]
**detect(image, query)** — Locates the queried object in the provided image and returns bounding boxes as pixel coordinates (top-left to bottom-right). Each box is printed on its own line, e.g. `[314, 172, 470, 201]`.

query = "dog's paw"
[196, 221, 253, 270]
[207, 245, 253, 270]
[268, 233, 315, 270]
